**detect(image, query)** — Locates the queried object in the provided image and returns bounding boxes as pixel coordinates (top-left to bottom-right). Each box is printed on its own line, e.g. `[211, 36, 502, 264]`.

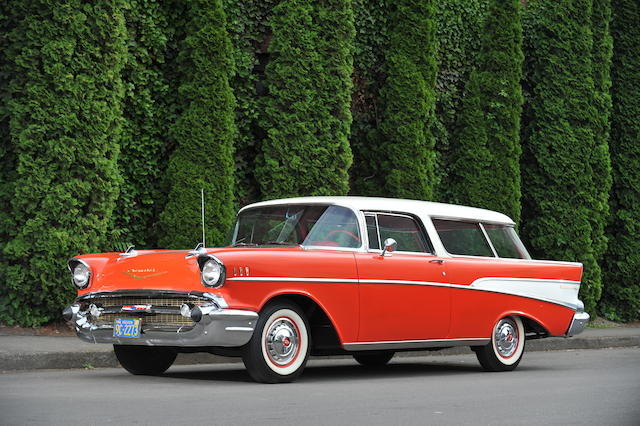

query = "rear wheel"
[113, 345, 177, 375]
[474, 316, 525, 372]
[353, 351, 395, 367]
[242, 302, 310, 383]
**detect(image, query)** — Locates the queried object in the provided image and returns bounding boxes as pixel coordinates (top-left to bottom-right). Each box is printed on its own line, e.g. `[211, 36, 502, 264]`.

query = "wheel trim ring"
[264, 316, 302, 368]
[495, 319, 519, 359]
[492, 317, 523, 363]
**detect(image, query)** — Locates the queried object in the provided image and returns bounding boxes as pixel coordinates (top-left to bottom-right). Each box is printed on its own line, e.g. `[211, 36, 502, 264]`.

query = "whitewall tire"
[474, 316, 525, 372]
[242, 302, 310, 383]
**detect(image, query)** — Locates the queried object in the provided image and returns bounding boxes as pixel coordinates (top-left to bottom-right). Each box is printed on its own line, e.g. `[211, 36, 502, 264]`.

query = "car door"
[355, 212, 450, 342]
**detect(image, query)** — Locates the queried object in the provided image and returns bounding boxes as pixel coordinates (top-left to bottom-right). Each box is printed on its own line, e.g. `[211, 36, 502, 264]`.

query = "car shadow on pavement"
[155, 359, 548, 384]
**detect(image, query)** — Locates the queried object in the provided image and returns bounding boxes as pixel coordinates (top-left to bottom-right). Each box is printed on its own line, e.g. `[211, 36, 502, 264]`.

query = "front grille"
[83, 294, 211, 329]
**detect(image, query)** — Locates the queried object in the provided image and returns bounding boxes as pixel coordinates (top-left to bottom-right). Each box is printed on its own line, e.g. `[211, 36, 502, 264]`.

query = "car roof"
[239, 196, 515, 226]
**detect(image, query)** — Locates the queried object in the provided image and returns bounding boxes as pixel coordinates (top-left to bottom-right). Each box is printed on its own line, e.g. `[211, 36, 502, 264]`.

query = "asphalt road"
[1, 348, 638, 426]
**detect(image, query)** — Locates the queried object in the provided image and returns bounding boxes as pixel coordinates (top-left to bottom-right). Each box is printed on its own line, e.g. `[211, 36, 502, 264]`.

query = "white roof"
[240, 196, 515, 225]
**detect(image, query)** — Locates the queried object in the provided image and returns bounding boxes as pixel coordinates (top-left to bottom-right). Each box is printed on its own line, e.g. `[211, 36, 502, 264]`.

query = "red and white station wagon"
[64, 197, 589, 383]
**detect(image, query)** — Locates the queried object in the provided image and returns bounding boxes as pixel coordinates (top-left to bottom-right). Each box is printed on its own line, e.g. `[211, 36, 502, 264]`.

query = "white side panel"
[468, 277, 581, 310]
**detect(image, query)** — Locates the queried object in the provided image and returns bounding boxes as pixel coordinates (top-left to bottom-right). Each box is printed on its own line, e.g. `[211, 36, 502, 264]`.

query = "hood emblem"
[124, 268, 168, 280]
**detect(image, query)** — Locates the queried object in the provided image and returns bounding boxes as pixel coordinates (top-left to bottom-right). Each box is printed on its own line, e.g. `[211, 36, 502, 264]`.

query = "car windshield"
[229, 204, 361, 248]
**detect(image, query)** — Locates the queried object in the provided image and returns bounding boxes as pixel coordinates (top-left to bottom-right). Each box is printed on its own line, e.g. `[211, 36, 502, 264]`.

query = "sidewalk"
[1, 327, 638, 372]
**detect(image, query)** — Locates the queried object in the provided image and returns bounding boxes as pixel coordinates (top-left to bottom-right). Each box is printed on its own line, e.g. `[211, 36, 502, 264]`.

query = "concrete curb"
[2, 331, 638, 372]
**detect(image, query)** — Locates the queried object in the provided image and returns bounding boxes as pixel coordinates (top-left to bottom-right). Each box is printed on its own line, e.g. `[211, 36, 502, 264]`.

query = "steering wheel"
[325, 229, 361, 246]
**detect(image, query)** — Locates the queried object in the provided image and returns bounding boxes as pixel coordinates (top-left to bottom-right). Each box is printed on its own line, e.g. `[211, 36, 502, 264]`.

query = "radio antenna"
[201, 188, 206, 247]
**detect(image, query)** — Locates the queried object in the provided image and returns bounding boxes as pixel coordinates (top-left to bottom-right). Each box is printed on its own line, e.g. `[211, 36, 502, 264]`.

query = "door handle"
[429, 259, 445, 265]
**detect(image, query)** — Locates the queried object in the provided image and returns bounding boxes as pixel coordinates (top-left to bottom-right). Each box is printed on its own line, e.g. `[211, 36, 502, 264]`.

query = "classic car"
[64, 196, 589, 383]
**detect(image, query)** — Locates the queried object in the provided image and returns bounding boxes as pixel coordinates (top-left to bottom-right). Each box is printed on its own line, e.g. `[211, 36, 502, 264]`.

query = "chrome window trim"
[478, 223, 499, 258]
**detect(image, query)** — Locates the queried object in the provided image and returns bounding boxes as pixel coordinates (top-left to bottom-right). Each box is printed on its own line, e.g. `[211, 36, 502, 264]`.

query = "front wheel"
[242, 302, 310, 383]
[113, 345, 177, 375]
[474, 316, 525, 372]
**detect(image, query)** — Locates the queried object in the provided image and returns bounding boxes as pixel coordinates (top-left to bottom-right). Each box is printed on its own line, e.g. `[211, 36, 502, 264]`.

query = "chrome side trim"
[227, 276, 582, 310]
[343, 338, 489, 351]
[228, 277, 360, 284]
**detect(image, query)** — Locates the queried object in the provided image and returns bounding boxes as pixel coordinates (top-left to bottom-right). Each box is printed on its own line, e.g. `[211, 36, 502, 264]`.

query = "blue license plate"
[113, 318, 141, 338]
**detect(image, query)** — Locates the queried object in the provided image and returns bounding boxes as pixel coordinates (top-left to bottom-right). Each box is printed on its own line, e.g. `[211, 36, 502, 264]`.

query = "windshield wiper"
[233, 242, 258, 247]
[265, 241, 299, 246]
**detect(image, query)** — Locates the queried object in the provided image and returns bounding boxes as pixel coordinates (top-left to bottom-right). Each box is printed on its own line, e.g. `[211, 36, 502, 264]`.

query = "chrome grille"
[96, 312, 193, 327]
[84, 294, 210, 328]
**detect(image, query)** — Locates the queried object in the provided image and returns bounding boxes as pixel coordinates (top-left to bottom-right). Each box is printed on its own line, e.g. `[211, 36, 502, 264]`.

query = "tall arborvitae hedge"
[601, 0, 640, 321]
[256, 0, 354, 199]
[433, 0, 488, 201]
[521, 0, 608, 317]
[450, 0, 523, 223]
[349, 0, 390, 195]
[223, 0, 276, 206]
[158, 0, 236, 248]
[115, 0, 173, 248]
[589, 0, 613, 280]
[377, 0, 438, 199]
[0, 2, 15, 256]
[0, 0, 126, 326]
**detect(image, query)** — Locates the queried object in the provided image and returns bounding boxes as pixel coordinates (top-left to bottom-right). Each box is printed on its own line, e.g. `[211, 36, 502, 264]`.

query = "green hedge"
[115, 0, 173, 248]
[0, 0, 126, 326]
[256, 0, 354, 198]
[223, 0, 276, 206]
[158, 0, 236, 248]
[600, 0, 640, 321]
[449, 0, 524, 223]
[521, 0, 609, 317]
[377, 0, 438, 199]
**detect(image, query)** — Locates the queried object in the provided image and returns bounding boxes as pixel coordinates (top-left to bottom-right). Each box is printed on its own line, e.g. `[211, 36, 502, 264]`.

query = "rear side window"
[432, 219, 494, 257]
[483, 224, 530, 259]
[365, 213, 431, 253]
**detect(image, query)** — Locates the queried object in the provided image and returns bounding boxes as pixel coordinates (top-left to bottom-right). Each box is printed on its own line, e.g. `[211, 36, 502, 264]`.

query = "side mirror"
[381, 238, 397, 257]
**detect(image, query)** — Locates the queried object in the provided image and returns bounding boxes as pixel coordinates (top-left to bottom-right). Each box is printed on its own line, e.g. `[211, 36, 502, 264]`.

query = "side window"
[365, 215, 380, 250]
[302, 206, 361, 248]
[483, 224, 531, 259]
[366, 213, 430, 253]
[432, 219, 495, 257]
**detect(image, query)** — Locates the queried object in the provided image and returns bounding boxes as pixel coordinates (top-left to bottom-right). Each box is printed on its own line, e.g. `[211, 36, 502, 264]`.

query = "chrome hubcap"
[265, 317, 299, 366]
[495, 318, 519, 358]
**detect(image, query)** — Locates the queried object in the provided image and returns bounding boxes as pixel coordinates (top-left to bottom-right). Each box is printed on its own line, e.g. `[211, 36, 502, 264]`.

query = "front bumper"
[64, 292, 258, 347]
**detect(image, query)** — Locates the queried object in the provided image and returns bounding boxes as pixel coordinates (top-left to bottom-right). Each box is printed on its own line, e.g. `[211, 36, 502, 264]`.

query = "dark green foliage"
[601, 0, 640, 321]
[433, 0, 489, 201]
[521, 0, 609, 317]
[589, 0, 613, 275]
[256, 0, 354, 199]
[377, 0, 438, 199]
[158, 0, 236, 248]
[115, 0, 173, 248]
[0, 0, 126, 326]
[449, 0, 524, 223]
[223, 0, 276, 206]
[349, 0, 390, 195]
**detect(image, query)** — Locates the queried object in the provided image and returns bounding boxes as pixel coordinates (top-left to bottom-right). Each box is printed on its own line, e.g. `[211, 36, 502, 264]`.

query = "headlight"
[200, 257, 225, 288]
[69, 260, 91, 289]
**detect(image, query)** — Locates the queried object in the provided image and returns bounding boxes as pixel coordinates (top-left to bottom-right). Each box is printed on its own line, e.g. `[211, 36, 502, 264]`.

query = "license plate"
[113, 318, 141, 338]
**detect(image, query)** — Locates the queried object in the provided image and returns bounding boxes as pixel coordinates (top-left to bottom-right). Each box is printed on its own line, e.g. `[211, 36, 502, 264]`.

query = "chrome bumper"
[64, 302, 258, 347]
[566, 310, 590, 337]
